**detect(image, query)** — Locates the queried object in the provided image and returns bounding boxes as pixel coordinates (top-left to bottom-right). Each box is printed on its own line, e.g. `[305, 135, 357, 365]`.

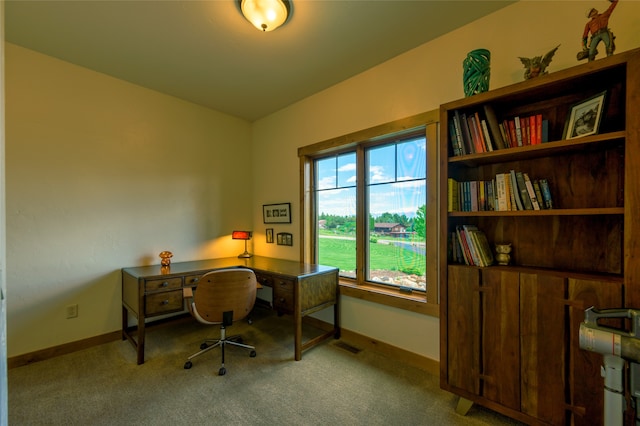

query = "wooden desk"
[122, 256, 340, 364]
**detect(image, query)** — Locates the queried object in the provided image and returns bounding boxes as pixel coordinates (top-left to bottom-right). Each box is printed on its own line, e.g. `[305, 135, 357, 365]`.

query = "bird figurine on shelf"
[518, 45, 560, 80]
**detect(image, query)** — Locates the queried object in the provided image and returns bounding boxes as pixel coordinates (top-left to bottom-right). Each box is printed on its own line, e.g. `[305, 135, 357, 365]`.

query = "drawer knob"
[162, 281, 169, 287]
[162, 300, 169, 305]
[192, 277, 199, 283]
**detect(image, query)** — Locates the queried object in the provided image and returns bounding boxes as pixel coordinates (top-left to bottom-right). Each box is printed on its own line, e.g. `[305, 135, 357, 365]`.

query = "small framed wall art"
[263, 203, 291, 224]
[266, 228, 274, 244]
[277, 232, 293, 246]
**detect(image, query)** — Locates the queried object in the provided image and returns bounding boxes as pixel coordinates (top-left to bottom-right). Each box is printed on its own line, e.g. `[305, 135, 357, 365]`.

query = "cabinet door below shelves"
[519, 273, 622, 425]
[568, 278, 623, 426]
[519, 272, 566, 424]
[446, 265, 480, 395]
[446, 265, 521, 409]
[481, 269, 520, 411]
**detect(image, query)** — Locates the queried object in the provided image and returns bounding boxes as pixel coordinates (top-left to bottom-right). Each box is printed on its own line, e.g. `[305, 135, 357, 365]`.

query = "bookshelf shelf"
[449, 262, 624, 281]
[449, 207, 624, 217]
[439, 48, 640, 425]
[449, 130, 626, 167]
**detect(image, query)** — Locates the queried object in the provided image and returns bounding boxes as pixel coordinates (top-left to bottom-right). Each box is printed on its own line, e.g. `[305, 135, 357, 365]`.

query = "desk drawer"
[184, 274, 204, 287]
[145, 290, 183, 316]
[145, 277, 182, 292]
[255, 273, 273, 287]
[272, 277, 294, 314]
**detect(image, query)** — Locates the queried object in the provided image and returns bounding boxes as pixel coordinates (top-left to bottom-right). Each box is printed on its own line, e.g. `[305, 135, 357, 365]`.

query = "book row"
[448, 171, 554, 212]
[448, 104, 550, 156]
[450, 225, 494, 267]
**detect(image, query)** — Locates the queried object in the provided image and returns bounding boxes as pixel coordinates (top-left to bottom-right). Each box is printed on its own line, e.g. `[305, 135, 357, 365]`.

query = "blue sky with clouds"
[316, 137, 426, 218]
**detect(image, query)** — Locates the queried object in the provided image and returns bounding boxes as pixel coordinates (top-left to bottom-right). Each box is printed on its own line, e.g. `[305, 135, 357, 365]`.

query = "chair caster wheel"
[200, 343, 209, 350]
[184, 361, 193, 369]
[250, 350, 257, 357]
[218, 367, 226, 376]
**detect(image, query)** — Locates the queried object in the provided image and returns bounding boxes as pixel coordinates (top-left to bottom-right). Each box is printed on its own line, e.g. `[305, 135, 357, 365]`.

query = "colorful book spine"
[481, 119, 494, 152]
[534, 114, 542, 144]
[514, 116, 523, 146]
[509, 170, 524, 211]
[533, 180, 545, 209]
[523, 173, 541, 210]
[483, 104, 508, 150]
[515, 171, 533, 210]
[449, 120, 461, 156]
[447, 178, 459, 212]
[539, 179, 554, 208]
[495, 173, 507, 211]
[453, 111, 466, 154]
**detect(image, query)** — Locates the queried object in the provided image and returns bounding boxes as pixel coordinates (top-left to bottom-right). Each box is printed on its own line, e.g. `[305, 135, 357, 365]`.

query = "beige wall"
[5, 0, 640, 361]
[251, 0, 640, 361]
[1, 2, 8, 419]
[5, 44, 253, 357]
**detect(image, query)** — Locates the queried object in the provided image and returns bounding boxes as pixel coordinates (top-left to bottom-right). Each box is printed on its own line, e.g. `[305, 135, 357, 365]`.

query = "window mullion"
[355, 145, 366, 285]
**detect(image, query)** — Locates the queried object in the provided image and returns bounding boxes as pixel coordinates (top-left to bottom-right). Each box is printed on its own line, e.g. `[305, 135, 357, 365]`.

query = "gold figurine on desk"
[159, 251, 173, 266]
[159, 251, 173, 274]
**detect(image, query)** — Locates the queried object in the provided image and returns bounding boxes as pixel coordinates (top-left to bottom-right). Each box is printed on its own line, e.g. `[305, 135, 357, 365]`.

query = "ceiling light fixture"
[239, 0, 291, 32]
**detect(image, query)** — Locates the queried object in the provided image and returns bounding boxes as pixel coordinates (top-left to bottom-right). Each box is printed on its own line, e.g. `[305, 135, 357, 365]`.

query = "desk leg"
[122, 306, 128, 341]
[333, 302, 341, 339]
[122, 305, 146, 365]
[137, 313, 146, 365]
[294, 309, 302, 361]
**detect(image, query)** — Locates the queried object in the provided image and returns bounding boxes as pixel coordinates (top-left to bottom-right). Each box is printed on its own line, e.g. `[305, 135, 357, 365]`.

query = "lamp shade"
[240, 0, 290, 32]
[232, 230, 252, 240]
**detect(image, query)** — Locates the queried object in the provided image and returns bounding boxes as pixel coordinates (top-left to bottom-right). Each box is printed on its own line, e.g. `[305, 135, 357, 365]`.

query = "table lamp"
[232, 231, 252, 258]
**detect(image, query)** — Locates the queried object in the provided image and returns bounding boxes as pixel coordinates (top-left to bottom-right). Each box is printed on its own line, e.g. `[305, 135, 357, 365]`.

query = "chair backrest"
[192, 268, 257, 324]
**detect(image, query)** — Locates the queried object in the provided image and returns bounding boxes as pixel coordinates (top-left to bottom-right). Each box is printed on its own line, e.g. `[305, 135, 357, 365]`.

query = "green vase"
[463, 49, 491, 97]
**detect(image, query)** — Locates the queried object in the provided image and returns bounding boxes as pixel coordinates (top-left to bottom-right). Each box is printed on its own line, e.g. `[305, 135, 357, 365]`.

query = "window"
[366, 138, 426, 291]
[299, 110, 439, 315]
[316, 153, 357, 278]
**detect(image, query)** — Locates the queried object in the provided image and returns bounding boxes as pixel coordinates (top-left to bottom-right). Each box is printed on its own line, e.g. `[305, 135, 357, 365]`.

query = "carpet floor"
[8, 307, 523, 425]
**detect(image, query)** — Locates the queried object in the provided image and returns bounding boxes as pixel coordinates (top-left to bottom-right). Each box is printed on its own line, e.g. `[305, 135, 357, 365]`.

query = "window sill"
[339, 279, 439, 317]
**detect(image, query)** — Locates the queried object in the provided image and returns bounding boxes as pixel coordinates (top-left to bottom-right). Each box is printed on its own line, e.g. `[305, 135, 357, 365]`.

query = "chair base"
[183, 325, 256, 375]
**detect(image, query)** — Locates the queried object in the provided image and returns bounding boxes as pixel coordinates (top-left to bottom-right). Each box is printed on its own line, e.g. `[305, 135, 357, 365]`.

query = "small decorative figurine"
[495, 243, 512, 266]
[578, 0, 619, 61]
[518, 45, 560, 80]
[159, 251, 173, 267]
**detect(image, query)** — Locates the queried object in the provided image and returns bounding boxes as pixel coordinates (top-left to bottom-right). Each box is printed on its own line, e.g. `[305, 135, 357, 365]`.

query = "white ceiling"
[6, 0, 515, 122]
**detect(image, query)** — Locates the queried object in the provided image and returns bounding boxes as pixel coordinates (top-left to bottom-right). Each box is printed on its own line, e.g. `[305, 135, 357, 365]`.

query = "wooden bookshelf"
[439, 47, 640, 425]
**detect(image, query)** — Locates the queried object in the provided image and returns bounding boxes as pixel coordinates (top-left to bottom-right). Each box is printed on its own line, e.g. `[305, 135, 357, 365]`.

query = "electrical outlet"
[66, 304, 78, 319]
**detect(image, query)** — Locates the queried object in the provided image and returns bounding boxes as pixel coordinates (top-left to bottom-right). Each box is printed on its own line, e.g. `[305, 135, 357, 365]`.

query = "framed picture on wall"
[266, 228, 274, 244]
[277, 232, 293, 246]
[263, 203, 291, 224]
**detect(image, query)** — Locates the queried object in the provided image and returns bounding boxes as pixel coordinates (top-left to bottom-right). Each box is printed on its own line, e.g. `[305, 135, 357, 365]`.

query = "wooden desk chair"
[183, 268, 259, 376]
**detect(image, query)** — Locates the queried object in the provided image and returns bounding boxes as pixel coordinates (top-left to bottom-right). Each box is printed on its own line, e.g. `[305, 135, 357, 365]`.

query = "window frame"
[298, 110, 440, 317]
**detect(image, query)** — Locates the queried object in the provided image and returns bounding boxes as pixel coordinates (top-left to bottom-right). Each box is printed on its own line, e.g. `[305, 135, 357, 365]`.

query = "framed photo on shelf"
[263, 203, 291, 224]
[564, 91, 606, 140]
[277, 232, 293, 246]
[266, 228, 274, 244]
